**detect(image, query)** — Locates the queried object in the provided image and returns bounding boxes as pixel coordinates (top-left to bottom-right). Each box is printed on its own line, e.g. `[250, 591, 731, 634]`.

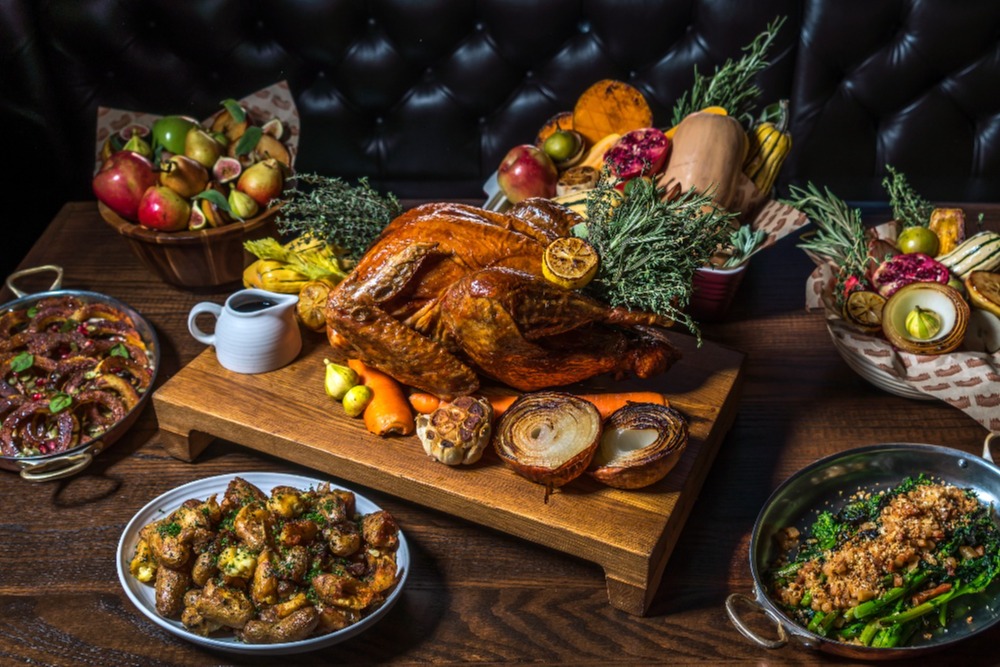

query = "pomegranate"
[604, 128, 670, 183]
[871, 253, 950, 298]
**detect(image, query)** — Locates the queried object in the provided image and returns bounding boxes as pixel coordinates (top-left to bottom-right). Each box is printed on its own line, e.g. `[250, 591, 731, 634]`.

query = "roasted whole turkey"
[325, 198, 679, 399]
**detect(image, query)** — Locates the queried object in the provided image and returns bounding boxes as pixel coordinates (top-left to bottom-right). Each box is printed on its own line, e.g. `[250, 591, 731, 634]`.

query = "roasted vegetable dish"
[768, 476, 1000, 648]
[0, 295, 154, 457]
[129, 477, 402, 644]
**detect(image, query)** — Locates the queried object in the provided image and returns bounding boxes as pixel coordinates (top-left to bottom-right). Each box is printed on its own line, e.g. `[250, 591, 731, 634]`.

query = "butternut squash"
[656, 112, 749, 210]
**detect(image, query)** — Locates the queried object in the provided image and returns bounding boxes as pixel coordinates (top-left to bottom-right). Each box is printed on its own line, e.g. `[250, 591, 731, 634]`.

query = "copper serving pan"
[726, 440, 1000, 660]
[1, 266, 160, 482]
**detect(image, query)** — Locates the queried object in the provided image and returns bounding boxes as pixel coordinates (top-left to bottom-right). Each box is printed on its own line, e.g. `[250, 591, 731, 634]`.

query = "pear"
[237, 158, 284, 207]
[184, 127, 223, 169]
[159, 154, 210, 199]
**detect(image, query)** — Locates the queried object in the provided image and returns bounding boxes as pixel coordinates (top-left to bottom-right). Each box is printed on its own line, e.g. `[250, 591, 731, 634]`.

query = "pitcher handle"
[188, 302, 223, 345]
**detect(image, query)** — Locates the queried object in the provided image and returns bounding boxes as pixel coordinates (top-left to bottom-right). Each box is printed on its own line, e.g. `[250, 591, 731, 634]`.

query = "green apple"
[152, 115, 197, 154]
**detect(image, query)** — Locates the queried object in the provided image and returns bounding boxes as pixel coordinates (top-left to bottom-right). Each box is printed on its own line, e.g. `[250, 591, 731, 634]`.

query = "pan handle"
[982, 432, 1000, 463]
[725, 593, 789, 649]
[18, 451, 93, 482]
[5, 265, 64, 297]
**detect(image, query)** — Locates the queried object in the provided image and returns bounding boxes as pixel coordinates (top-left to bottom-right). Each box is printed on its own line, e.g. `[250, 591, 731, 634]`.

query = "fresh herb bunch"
[671, 16, 787, 128]
[581, 175, 737, 338]
[276, 173, 402, 261]
[882, 165, 933, 228]
[786, 182, 870, 306]
[723, 225, 768, 267]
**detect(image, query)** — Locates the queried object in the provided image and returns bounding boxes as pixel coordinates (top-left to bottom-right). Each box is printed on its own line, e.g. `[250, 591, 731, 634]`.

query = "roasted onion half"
[494, 391, 602, 495]
[587, 403, 688, 489]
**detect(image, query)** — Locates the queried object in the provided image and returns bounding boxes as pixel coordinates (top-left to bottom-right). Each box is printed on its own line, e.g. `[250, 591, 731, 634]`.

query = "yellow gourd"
[928, 208, 966, 256]
[743, 99, 792, 195]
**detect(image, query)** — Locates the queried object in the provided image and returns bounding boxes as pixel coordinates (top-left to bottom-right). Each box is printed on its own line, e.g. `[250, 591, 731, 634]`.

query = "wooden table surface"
[1, 201, 997, 666]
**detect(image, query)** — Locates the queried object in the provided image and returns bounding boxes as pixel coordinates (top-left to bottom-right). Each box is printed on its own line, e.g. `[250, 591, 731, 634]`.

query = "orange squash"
[656, 112, 748, 210]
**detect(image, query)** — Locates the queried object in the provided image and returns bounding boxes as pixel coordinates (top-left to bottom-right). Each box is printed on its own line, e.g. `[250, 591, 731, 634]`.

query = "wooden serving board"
[153, 331, 744, 616]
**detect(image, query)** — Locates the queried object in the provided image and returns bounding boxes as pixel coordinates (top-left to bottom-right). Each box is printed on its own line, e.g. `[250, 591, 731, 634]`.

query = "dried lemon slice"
[296, 280, 332, 332]
[542, 236, 599, 290]
[843, 290, 886, 333]
[966, 271, 1000, 317]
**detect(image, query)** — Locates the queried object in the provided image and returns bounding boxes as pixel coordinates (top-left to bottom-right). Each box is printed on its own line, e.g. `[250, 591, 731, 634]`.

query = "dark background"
[3, 0, 999, 278]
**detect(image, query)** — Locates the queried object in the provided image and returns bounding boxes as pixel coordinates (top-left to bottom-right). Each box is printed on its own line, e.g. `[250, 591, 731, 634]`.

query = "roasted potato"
[129, 477, 401, 644]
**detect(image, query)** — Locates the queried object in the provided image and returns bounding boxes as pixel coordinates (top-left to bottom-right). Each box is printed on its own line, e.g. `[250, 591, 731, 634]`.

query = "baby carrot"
[407, 392, 441, 414]
[409, 389, 668, 420]
[347, 359, 415, 437]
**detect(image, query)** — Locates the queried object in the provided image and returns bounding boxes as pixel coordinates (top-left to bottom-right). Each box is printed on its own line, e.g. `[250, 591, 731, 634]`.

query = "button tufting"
[375, 117, 384, 125]
[578, 20, 591, 33]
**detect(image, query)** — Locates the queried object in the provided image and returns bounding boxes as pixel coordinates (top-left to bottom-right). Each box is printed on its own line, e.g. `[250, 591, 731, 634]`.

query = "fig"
[228, 189, 259, 219]
[123, 132, 153, 159]
[211, 106, 249, 143]
[881, 282, 968, 355]
[213, 156, 243, 184]
[117, 124, 150, 142]
[187, 205, 208, 231]
[262, 118, 284, 139]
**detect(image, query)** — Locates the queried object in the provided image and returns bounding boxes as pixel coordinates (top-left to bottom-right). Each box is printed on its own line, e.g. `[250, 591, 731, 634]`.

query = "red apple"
[92, 151, 157, 221]
[497, 144, 558, 203]
[137, 185, 191, 232]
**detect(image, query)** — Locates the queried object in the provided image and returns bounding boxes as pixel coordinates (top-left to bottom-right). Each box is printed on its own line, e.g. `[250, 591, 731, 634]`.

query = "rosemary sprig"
[582, 175, 737, 338]
[276, 173, 402, 261]
[882, 165, 933, 228]
[671, 16, 787, 128]
[786, 182, 870, 306]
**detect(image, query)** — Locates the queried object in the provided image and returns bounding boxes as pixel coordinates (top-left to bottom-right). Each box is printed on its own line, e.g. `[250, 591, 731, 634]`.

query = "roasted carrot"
[408, 389, 667, 420]
[347, 359, 415, 437]
[577, 391, 668, 419]
[407, 392, 441, 415]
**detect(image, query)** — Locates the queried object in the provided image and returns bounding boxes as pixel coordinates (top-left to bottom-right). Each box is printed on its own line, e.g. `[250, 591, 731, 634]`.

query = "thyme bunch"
[582, 176, 737, 338]
[882, 165, 932, 228]
[671, 16, 787, 128]
[276, 173, 402, 261]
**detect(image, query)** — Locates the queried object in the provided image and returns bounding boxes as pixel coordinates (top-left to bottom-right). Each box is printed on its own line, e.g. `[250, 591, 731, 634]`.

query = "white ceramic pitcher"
[188, 289, 301, 374]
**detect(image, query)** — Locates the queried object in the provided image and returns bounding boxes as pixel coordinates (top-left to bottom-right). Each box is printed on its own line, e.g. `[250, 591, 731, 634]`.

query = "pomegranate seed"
[31, 393, 44, 401]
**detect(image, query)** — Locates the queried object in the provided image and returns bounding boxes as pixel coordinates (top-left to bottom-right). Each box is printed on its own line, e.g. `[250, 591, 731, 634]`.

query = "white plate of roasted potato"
[116, 472, 409, 655]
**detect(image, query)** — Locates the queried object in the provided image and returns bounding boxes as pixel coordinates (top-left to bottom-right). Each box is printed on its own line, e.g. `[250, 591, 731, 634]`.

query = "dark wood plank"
[0, 201, 996, 666]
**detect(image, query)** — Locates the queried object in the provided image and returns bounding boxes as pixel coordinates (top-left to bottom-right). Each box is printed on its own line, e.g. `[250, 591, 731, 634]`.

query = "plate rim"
[115, 471, 410, 656]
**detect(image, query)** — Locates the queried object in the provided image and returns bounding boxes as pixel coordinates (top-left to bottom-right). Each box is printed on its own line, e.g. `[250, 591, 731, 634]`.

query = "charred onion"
[587, 403, 688, 489]
[494, 391, 602, 495]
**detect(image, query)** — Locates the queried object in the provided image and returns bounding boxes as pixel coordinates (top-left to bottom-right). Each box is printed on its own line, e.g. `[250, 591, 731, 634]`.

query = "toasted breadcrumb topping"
[775, 483, 981, 614]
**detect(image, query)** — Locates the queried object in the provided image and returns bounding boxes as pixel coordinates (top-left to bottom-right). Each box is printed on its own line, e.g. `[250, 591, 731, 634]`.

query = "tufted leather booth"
[3, 0, 999, 279]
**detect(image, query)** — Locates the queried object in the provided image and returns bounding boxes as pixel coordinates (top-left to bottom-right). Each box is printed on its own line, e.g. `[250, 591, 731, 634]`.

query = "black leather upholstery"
[2, 0, 998, 278]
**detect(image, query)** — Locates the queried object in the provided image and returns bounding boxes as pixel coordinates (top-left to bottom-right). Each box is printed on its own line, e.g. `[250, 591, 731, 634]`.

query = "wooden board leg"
[158, 428, 215, 462]
[604, 569, 654, 617]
